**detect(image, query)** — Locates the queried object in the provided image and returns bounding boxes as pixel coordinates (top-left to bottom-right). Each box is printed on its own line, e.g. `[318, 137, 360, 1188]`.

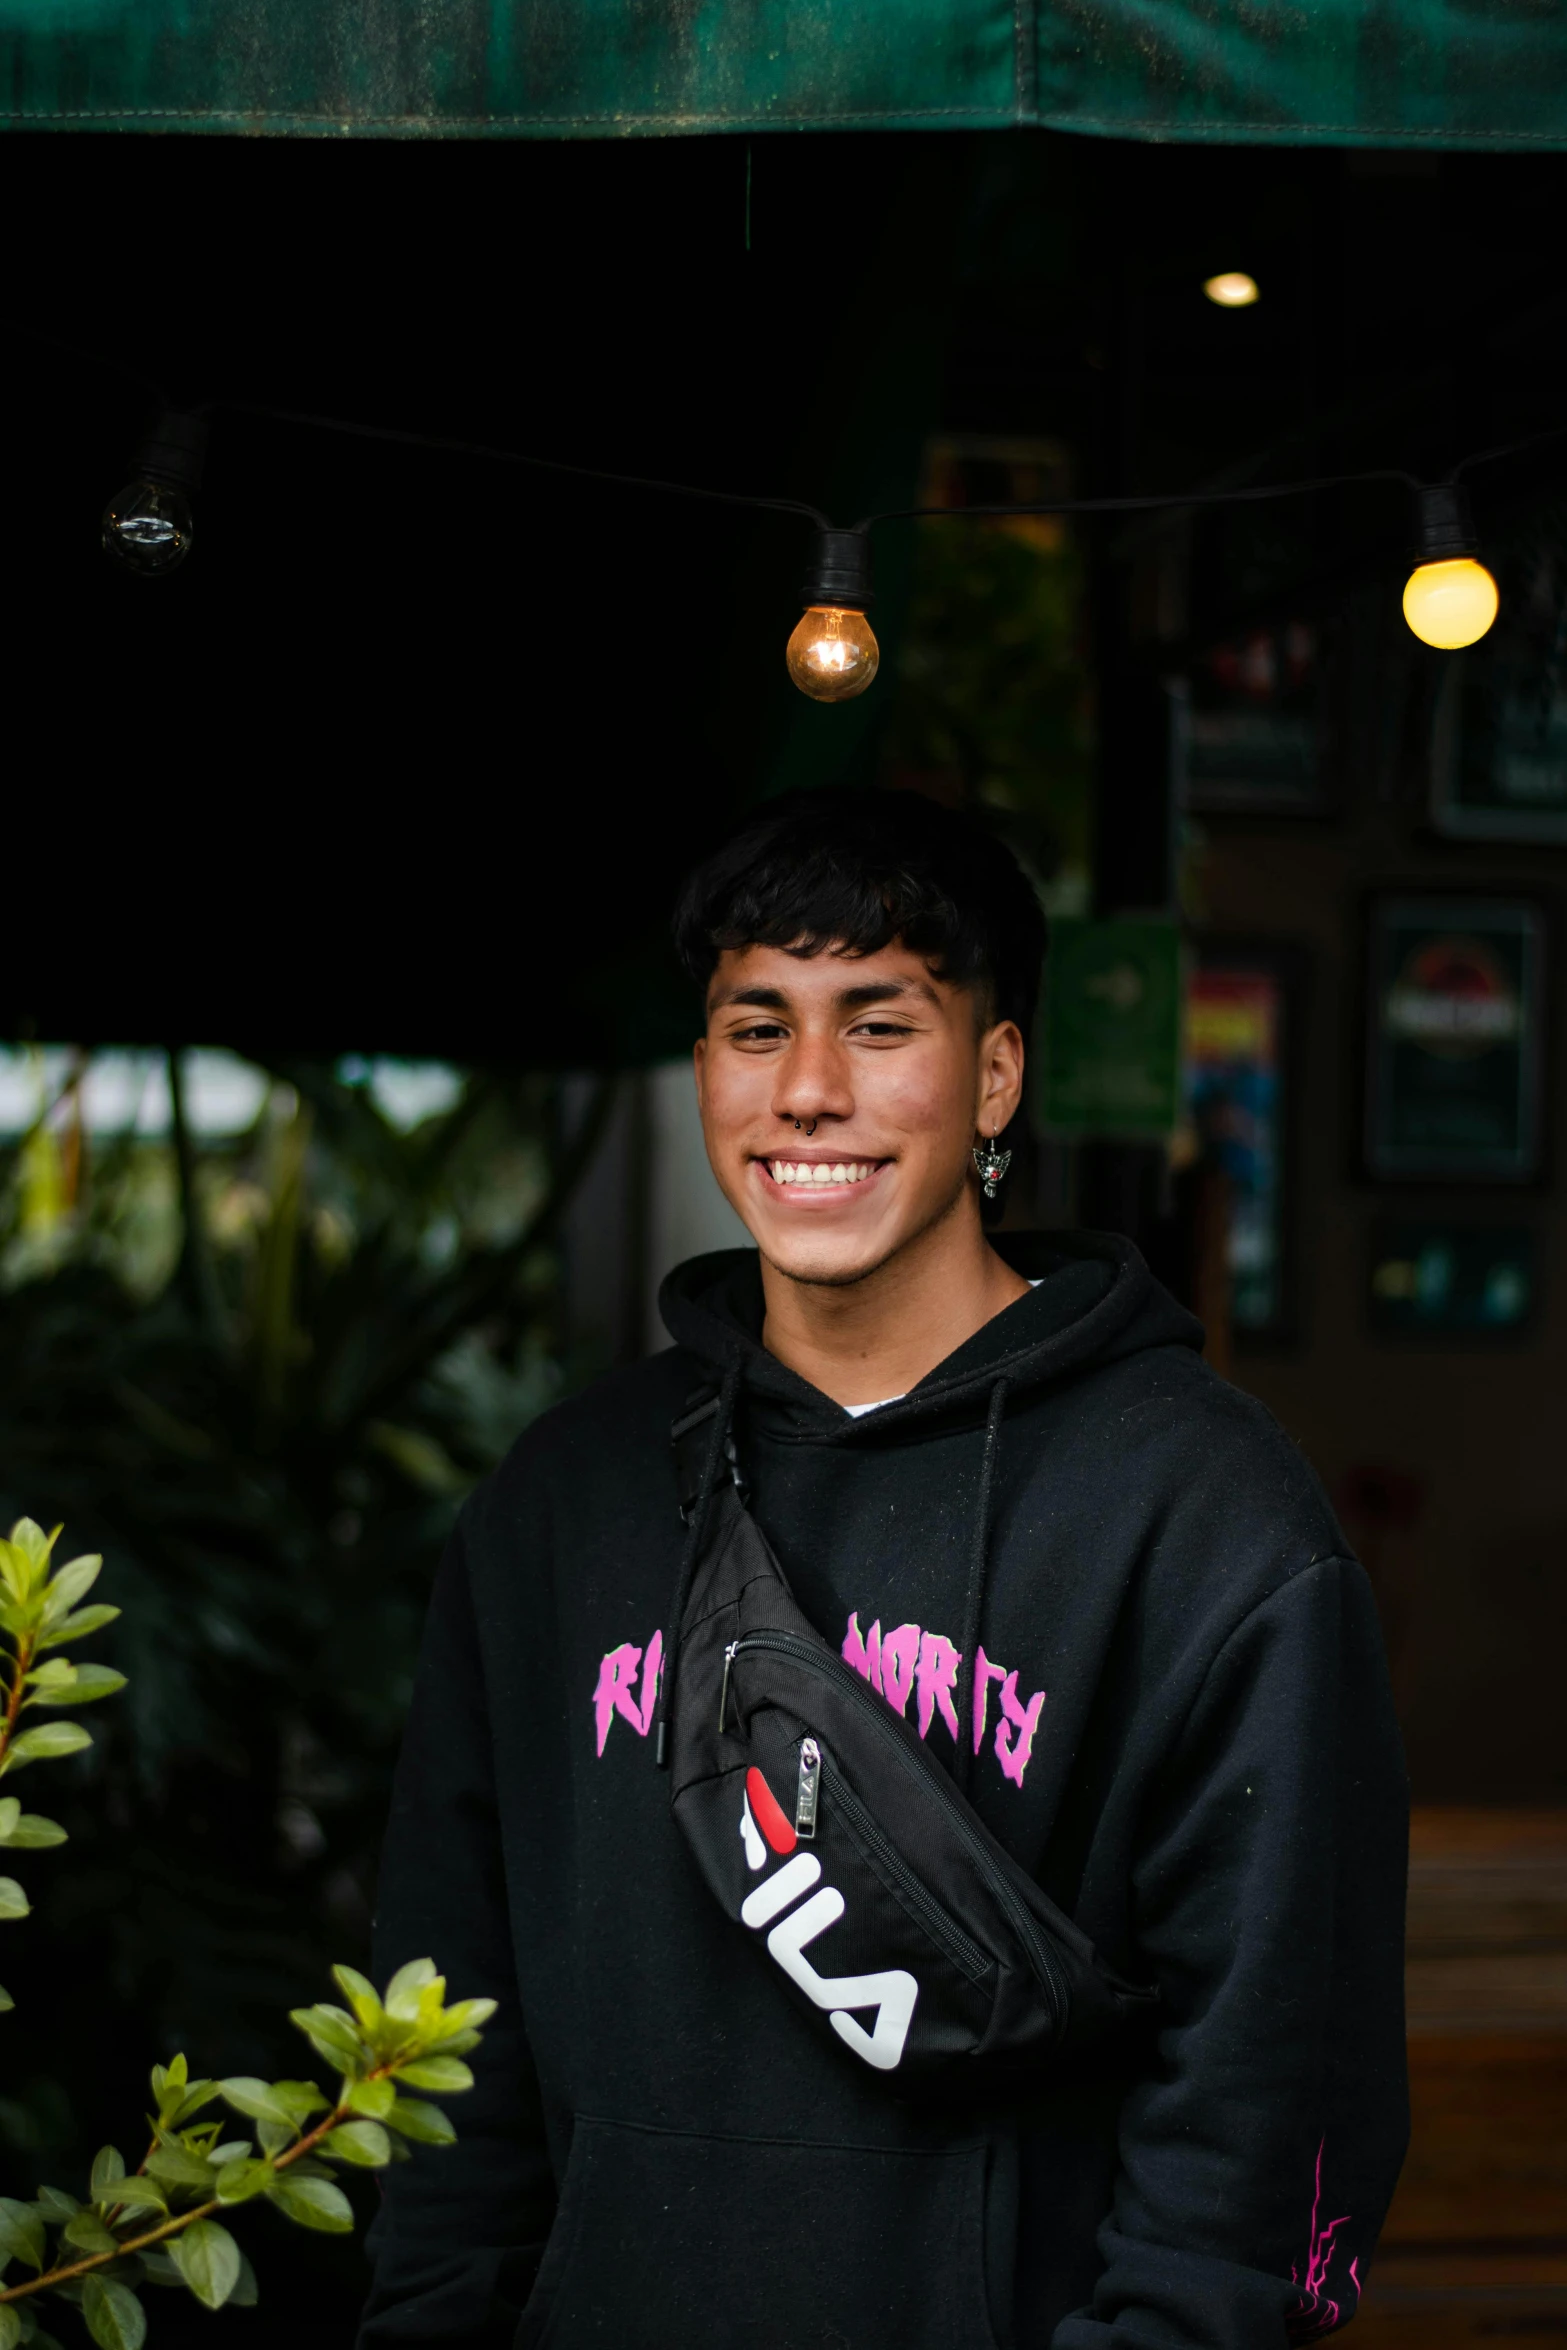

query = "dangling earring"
[972, 1131, 1012, 1200]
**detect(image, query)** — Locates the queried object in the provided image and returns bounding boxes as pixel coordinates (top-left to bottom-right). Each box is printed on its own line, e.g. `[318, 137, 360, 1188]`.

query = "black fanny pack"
[658, 1389, 1155, 2095]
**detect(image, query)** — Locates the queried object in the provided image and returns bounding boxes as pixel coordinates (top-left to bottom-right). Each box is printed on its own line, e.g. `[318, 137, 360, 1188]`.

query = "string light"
[786, 529, 879, 702]
[1204, 272, 1260, 308]
[1401, 483, 1499, 649]
[101, 410, 208, 579]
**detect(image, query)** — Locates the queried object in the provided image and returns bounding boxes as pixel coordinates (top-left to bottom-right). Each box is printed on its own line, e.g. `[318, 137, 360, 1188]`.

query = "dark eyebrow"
[708, 984, 791, 1012]
[837, 979, 939, 1010]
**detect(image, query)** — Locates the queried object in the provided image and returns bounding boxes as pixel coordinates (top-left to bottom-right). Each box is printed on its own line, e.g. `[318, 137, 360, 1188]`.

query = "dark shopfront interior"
[2, 112, 1567, 2342]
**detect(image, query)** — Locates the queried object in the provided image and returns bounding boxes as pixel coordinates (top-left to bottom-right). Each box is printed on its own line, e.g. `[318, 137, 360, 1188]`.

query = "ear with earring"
[972, 1130, 1012, 1200]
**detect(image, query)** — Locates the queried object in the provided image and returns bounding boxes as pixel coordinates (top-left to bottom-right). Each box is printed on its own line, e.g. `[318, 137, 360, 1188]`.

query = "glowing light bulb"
[1402, 558, 1498, 650]
[1204, 272, 1259, 308]
[102, 479, 193, 577]
[787, 605, 880, 702]
[787, 528, 879, 703]
[1401, 483, 1498, 650]
[101, 409, 208, 581]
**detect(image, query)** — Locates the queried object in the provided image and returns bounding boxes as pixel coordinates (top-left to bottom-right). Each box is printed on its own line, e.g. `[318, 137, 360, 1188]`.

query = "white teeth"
[766, 1159, 878, 1187]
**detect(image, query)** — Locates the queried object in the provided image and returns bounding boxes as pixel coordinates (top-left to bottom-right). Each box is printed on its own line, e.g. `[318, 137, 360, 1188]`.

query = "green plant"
[0, 1519, 490, 2350]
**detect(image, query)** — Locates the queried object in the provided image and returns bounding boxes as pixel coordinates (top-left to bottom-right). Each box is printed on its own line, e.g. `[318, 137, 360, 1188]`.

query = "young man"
[360, 789, 1408, 2350]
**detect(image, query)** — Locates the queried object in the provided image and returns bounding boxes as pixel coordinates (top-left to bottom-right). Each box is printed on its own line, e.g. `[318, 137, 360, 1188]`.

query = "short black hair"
[673, 787, 1047, 1035]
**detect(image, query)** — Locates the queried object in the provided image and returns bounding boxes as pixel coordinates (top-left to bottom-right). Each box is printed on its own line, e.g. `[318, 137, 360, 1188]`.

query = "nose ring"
[792, 1118, 818, 1137]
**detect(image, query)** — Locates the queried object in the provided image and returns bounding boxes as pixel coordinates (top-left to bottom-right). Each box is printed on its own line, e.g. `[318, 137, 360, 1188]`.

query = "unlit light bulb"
[1402, 557, 1499, 650]
[786, 605, 880, 702]
[1204, 271, 1259, 308]
[102, 480, 194, 578]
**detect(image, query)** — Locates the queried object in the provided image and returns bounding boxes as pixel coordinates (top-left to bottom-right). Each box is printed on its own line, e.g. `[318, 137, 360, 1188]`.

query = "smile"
[759, 1158, 886, 1194]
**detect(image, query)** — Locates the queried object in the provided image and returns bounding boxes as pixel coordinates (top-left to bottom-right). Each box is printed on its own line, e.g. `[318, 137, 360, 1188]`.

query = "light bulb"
[786, 605, 880, 702]
[787, 527, 878, 702]
[1401, 558, 1498, 650]
[101, 409, 209, 580]
[102, 479, 194, 577]
[1204, 271, 1259, 308]
[1401, 483, 1498, 650]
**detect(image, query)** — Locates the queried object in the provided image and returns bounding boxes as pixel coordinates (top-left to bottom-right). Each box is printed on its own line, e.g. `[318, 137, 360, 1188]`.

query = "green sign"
[1037, 919, 1182, 1139]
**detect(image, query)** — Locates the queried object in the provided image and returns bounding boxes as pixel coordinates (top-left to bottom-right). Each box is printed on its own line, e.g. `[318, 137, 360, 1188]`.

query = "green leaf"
[0, 1721, 92, 1776]
[331, 1964, 383, 2031]
[25, 1664, 126, 1709]
[151, 2055, 186, 2102]
[213, 2159, 273, 2206]
[39, 1556, 103, 1623]
[322, 2121, 390, 2167]
[34, 1604, 121, 1652]
[0, 1877, 30, 1920]
[386, 2097, 457, 2147]
[269, 2081, 329, 2126]
[167, 2218, 241, 2311]
[218, 2077, 296, 2127]
[92, 2180, 167, 2217]
[264, 2173, 354, 2232]
[145, 2145, 217, 2192]
[90, 2148, 127, 2195]
[0, 1979, 11, 2009]
[0, 1809, 66, 1849]
[137, 2252, 184, 2290]
[394, 2055, 473, 2093]
[81, 2274, 146, 2350]
[288, 2004, 364, 2075]
[256, 2120, 295, 2160]
[0, 2300, 22, 2350]
[63, 2209, 120, 2255]
[0, 2198, 44, 2268]
[435, 1997, 497, 2035]
[383, 1957, 439, 2022]
[343, 2076, 396, 2120]
[229, 2251, 259, 2308]
[170, 2080, 220, 2125]
[35, 2187, 80, 2222]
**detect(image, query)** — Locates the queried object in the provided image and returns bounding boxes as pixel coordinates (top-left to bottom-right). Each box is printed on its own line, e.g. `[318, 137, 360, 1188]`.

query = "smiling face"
[693, 939, 1024, 1289]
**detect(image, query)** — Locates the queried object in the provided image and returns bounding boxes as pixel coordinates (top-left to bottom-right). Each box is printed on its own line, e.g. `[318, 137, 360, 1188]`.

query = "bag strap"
[671, 1388, 748, 1521]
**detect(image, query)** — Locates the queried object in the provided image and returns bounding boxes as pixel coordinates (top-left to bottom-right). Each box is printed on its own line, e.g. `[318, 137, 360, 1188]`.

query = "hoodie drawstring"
[655, 1354, 743, 1768]
[957, 1375, 1010, 1794]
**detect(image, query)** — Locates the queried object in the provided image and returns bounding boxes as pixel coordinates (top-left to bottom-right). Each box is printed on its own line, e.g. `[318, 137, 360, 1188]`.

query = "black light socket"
[134, 409, 210, 494]
[801, 527, 874, 610]
[1411, 481, 1478, 564]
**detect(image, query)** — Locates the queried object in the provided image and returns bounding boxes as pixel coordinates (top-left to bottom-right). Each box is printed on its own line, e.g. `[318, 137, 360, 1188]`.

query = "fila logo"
[735, 1765, 918, 2074]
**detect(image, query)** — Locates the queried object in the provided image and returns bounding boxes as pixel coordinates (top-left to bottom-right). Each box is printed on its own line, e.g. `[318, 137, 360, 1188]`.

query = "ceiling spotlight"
[1402, 484, 1499, 650]
[786, 530, 879, 703]
[1203, 272, 1260, 309]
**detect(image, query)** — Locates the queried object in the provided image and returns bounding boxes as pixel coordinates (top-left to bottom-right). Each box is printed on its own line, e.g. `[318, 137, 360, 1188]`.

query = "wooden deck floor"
[1355, 1811, 1567, 2342]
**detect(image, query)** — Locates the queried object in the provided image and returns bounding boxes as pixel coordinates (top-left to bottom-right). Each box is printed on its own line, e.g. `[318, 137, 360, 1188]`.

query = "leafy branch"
[0, 1520, 125, 2014]
[0, 1522, 492, 2350]
[0, 1958, 492, 2349]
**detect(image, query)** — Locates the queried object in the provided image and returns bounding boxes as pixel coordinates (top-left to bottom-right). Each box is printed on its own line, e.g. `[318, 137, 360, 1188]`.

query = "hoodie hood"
[658, 1230, 1204, 1440]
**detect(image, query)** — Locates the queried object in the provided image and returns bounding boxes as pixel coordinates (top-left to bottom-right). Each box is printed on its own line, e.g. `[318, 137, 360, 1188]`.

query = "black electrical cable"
[222, 399, 832, 530]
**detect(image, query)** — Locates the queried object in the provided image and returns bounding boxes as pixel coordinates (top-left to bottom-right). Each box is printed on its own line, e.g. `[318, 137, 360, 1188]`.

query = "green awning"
[3, 0, 1566, 145]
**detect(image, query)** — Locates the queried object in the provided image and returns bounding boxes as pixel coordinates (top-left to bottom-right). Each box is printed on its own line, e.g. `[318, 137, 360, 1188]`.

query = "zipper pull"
[795, 1738, 821, 1840]
[719, 1641, 739, 1733]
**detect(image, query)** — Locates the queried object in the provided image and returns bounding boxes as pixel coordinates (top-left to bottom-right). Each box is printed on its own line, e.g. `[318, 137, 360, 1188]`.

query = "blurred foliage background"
[0, 1048, 610, 2339]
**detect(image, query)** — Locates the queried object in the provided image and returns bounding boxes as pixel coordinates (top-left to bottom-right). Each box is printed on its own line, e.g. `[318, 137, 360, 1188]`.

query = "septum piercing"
[792, 1118, 818, 1137]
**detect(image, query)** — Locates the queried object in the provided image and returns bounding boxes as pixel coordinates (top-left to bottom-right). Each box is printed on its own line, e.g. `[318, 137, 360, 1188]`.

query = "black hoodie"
[360, 1234, 1408, 2350]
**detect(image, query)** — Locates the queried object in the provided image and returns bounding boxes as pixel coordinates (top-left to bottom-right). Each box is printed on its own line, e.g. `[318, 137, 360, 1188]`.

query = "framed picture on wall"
[1174, 622, 1334, 815]
[1428, 497, 1567, 844]
[1185, 945, 1302, 1338]
[1363, 897, 1545, 1183]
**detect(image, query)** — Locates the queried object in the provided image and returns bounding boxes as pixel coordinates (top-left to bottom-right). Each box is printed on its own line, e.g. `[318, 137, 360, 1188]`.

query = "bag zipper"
[795, 1738, 821, 1840]
[728, 1631, 1067, 2030]
[818, 1749, 990, 1985]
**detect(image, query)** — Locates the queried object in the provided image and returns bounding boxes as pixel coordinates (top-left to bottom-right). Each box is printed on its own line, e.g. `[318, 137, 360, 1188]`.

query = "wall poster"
[1364, 898, 1544, 1182]
[1174, 622, 1331, 814]
[1038, 919, 1183, 1139]
[1429, 499, 1567, 844]
[1185, 952, 1294, 1335]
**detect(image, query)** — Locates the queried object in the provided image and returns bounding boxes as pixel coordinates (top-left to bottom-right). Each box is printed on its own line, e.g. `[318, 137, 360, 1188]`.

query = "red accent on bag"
[746, 1765, 797, 1855]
